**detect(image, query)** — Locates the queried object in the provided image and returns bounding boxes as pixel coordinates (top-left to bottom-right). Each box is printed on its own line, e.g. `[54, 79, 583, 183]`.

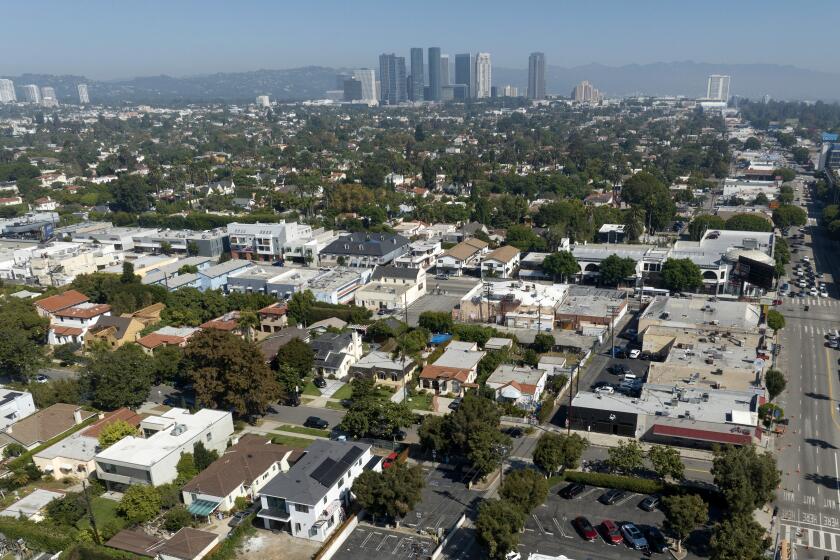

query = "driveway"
[319, 379, 345, 399]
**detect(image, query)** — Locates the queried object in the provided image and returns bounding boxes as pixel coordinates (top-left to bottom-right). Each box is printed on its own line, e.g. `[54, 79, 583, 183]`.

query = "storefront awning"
[652, 423, 753, 446]
[187, 499, 221, 517]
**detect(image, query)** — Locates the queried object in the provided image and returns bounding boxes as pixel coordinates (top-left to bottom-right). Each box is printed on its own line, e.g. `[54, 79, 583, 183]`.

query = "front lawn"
[405, 392, 433, 411]
[301, 379, 322, 397]
[325, 400, 350, 411]
[271, 434, 317, 448]
[278, 424, 330, 438]
[330, 383, 353, 401]
[76, 496, 125, 532]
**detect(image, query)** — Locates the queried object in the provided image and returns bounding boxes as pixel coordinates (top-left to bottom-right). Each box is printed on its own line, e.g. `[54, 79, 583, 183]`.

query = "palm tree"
[623, 207, 645, 242]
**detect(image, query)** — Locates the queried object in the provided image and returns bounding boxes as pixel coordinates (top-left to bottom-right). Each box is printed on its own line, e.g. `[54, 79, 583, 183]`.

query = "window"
[337, 477, 344, 488]
[206, 432, 211, 442]
[323, 497, 327, 504]
[294, 523, 301, 534]
[294, 504, 310, 513]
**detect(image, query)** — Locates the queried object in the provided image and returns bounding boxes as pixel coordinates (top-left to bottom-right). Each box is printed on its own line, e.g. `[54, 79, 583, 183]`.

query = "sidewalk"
[541, 424, 715, 461]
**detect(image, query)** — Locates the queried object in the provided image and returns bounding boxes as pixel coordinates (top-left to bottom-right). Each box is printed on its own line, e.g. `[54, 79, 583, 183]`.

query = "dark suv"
[304, 416, 329, 429]
[559, 482, 586, 499]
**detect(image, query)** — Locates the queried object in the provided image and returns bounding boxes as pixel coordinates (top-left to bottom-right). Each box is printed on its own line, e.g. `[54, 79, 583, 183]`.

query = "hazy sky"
[1, 0, 836, 80]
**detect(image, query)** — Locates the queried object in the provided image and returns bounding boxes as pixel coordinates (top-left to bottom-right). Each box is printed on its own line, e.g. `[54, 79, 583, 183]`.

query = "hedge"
[61, 543, 145, 560]
[205, 514, 256, 560]
[562, 471, 665, 495]
[0, 518, 73, 552]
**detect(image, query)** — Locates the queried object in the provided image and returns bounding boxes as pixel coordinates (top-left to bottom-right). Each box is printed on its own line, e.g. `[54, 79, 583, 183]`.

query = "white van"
[622, 373, 638, 381]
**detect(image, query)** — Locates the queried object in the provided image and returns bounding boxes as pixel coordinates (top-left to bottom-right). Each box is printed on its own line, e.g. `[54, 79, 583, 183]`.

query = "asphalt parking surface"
[517, 485, 709, 560]
[331, 524, 437, 560]
[404, 463, 483, 535]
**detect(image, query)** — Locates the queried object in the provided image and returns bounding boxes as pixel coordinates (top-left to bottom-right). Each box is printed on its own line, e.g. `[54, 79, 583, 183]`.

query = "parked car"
[639, 494, 661, 512]
[559, 482, 587, 499]
[573, 517, 599, 541]
[594, 385, 615, 395]
[34, 374, 49, 384]
[628, 349, 641, 359]
[621, 523, 649, 550]
[645, 526, 668, 554]
[382, 451, 399, 469]
[304, 416, 329, 429]
[599, 488, 627, 505]
[448, 397, 462, 411]
[228, 510, 249, 528]
[313, 377, 328, 388]
[608, 364, 631, 376]
[600, 520, 623, 545]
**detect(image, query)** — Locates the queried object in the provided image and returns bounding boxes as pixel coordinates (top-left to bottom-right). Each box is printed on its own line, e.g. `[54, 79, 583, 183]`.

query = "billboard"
[735, 255, 775, 290]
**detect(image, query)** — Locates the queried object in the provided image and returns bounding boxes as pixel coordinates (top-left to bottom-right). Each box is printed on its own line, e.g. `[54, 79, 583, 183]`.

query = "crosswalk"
[797, 324, 838, 337]
[786, 297, 840, 307]
[780, 524, 840, 553]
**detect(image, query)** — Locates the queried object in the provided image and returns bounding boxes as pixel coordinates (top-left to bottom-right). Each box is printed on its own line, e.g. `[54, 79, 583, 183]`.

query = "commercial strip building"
[227, 222, 337, 264]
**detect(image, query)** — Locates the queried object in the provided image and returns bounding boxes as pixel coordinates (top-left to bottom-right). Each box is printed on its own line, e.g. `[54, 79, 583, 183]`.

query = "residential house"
[354, 266, 426, 312]
[95, 408, 234, 489]
[86, 315, 146, 348]
[106, 528, 219, 560]
[196, 259, 252, 292]
[318, 233, 410, 268]
[443, 222, 488, 244]
[0, 404, 96, 451]
[127, 302, 165, 328]
[200, 311, 250, 339]
[258, 327, 311, 364]
[0, 389, 36, 431]
[48, 302, 112, 345]
[393, 240, 442, 269]
[257, 440, 379, 542]
[137, 326, 200, 355]
[584, 192, 616, 207]
[484, 337, 514, 351]
[182, 435, 302, 515]
[257, 303, 289, 337]
[436, 238, 488, 276]
[480, 245, 521, 278]
[310, 331, 363, 379]
[349, 350, 416, 389]
[485, 365, 548, 410]
[33, 408, 143, 480]
[34, 289, 89, 319]
[419, 342, 485, 396]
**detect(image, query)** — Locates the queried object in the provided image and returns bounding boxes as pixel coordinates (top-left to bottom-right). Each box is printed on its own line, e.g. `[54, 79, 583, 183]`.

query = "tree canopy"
[541, 251, 579, 282]
[598, 254, 636, 286]
[661, 258, 703, 293]
[476, 499, 526, 559]
[711, 445, 780, 515]
[81, 344, 153, 410]
[351, 463, 425, 521]
[532, 432, 588, 475]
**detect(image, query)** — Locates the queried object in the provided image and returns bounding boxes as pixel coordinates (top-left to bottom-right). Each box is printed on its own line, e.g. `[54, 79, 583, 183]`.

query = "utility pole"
[81, 480, 101, 545]
[607, 305, 620, 358]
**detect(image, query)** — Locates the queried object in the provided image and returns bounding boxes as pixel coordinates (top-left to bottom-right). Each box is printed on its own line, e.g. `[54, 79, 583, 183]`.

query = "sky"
[0, 0, 836, 80]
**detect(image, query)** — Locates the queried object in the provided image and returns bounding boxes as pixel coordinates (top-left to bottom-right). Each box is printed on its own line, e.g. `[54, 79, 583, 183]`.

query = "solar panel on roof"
[340, 446, 364, 465]
[310, 458, 340, 487]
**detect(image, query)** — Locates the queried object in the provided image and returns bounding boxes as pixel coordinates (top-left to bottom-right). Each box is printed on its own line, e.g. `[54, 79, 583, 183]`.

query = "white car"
[629, 349, 641, 359]
[821, 291, 829, 298]
[595, 385, 615, 395]
[810, 288, 819, 296]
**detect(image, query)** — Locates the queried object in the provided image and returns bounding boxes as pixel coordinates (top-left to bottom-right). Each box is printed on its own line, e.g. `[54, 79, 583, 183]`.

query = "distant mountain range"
[4, 61, 840, 104]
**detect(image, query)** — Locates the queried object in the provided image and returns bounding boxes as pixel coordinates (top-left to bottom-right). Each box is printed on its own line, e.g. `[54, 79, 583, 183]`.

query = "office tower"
[409, 48, 425, 102]
[0, 79, 15, 103]
[335, 73, 352, 90]
[77, 84, 90, 104]
[21, 84, 41, 103]
[571, 80, 602, 102]
[40, 86, 58, 107]
[502, 85, 518, 97]
[440, 55, 450, 87]
[353, 69, 377, 103]
[706, 74, 730, 101]
[528, 52, 546, 100]
[343, 79, 363, 101]
[454, 53, 472, 97]
[427, 47, 441, 101]
[473, 53, 491, 98]
[378, 53, 407, 105]
[256, 95, 270, 107]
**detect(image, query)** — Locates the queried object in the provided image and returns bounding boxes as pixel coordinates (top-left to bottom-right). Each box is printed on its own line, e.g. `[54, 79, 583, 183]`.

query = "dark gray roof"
[322, 232, 409, 257]
[260, 440, 370, 505]
[372, 265, 421, 282]
[258, 327, 310, 363]
[91, 315, 133, 340]
[311, 332, 353, 370]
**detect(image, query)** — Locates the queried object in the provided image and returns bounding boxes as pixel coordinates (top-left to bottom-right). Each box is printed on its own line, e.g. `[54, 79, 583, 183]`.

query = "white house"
[95, 408, 234, 490]
[436, 238, 488, 276]
[354, 266, 426, 312]
[47, 302, 112, 345]
[485, 365, 548, 410]
[257, 440, 379, 542]
[310, 331, 363, 379]
[0, 388, 36, 431]
[480, 245, 521, 279]
[182, 435, 301, 515]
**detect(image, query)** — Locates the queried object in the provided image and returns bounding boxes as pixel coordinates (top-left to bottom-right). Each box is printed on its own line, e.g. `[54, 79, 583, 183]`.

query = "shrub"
[0, 517, 72, 552]
[162, 506, 193, 532]
[563, 471, 665, 495]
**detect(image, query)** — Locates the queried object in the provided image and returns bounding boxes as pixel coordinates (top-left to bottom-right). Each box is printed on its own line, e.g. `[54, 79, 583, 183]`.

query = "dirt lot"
[236, 529, 321, 560]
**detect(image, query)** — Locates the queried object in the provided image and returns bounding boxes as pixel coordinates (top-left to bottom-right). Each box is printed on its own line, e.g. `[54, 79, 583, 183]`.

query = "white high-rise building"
[0, 79, 16, 103]
[21, 85, 41, 103]
[353, 68, 377, 103]
[440, 54, 450, 86]
[256, 95, 270, 107]
[706, 75, 730, 101]
[40, 86, 58, 107]
[473, 52, 491, 98]
[77, 84, 89, 104]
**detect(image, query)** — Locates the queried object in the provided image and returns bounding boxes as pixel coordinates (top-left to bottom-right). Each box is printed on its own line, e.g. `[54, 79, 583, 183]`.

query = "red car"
[382, 452, 399, 469]
[573, 516, 598, 541]
[600, 520, 623, 545]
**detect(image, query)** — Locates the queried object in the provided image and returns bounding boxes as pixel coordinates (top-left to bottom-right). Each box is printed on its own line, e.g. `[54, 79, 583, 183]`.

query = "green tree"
[81, 344, 153, 409]
[418, 311, 454, 333]
[724, 213, 773, 232]
[467, 426, 512, 479]
[661, 258, 703, 293]
[622, 207, 645, 242]
[163, 506, 193, 532]
[175, 452, 198, 485]
[766, 309, 785, 333]
[499, 468, 549, 514]
[287, 290, 316, 326]
[743, 137, 761, 150]
[772, 205, 807, 229]
[28, 378, 81, 409]
[505, 225, 546, 252]
[532, 333, 554, 354]
[183, 330, 281, 417]
[606, 440, 645, 474]
[272, 337, 314, 377]
[418, 415, 448, 453]
[193, 441, 219, 471]
[476, 498, 525, 559]
[765, 369, 787, 400]
[0, 298, 48, 380]
[647, 445, 685, 480]
[2, 443, 26, 459]
[688, 214, 725, 241]
[662, 494, 708, 554]
[46, 492, 86, 526]
[448, 394, 503, 449]
[598, 254, 636, 286]
[98, 420, 138, 449]
[710, 514, 769, 560]
[532, 433, 588, 475]
[621, 172, 675, 231]
[120, 261, 136, 284]
[118, 484, 161, 524]
[109, 175, 152, 213]
[772, 167, 796, 182]
[351, 463, 425, 522]
[541, 251, 578, 282]
[712, 445, 780, 514]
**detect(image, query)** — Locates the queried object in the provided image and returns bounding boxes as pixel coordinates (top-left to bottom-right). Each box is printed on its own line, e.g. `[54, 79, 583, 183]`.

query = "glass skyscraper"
[427, 47, 441, 101]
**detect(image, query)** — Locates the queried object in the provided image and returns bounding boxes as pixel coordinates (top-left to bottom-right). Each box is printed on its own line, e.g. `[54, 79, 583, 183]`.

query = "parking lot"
[517, 484, 708, 560]
[403, 463, 483, 535]
[405, 276, 480, 326]
[332, 525, 436, 560]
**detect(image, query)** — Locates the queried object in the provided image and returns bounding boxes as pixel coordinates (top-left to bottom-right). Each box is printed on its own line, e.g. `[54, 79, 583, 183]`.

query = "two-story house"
[418, 341, 485, 396]
[182, 435, 302, 515]
[95, 408, 234, 490]
[435, 238, 488, 276]
[48, 302, 112, 345]
[485, 364, 548, 411]
[310, 331, 363, 380]
[257, 303, 289, 337]
[353, 266, 426, 312]
[318, 233, 409, 268]
[480, 245, 521, 279]
[257, 440, 379, 542]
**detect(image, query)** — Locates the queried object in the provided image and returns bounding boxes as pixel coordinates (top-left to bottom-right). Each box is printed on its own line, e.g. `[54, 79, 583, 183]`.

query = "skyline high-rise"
[21, 84, 40, 103]
[40, 86, 58, 107]
[352, 68, 377, 103]
[528, 52, 546, 100]
[440, 54, 450, 87]
[409, 47, 424, 102]
[427, 47, 441, 101]
[77, 84, 90, 104]
[473, 52, 491, 98]
[378, 53, 407, 105]
[454, 53, 472, 98]
[571, 80, 602, 102]
[706, 74, 731, 101]
[0, 79, 15, 103]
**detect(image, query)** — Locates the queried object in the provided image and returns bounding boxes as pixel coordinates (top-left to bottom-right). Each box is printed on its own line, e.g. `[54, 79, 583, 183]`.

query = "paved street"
[266, 403, 347, 428]
[774, 180, 840, 558]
